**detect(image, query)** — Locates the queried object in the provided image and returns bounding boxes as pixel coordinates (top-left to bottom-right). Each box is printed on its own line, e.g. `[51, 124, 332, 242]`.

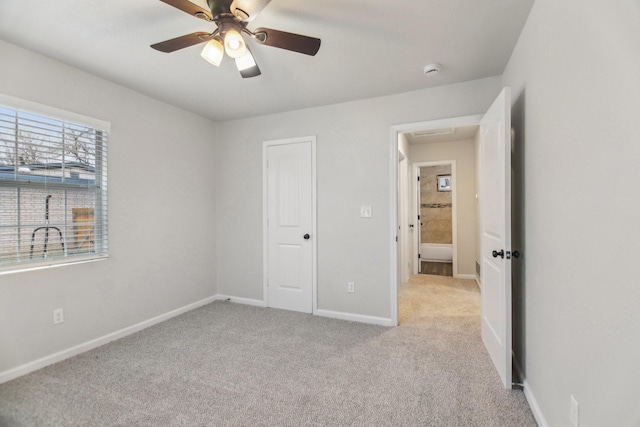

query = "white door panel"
[480, 87, 512, 389]
[266, 140, 314, 313]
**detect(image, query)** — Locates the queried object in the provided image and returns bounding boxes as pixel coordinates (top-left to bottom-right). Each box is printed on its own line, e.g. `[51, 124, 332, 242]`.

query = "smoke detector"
[423, 63, 441, 76]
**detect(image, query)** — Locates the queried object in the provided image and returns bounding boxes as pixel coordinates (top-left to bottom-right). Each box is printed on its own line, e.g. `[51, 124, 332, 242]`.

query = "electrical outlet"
[347, 282, 355, 293]
[570, 395, 579, 427]
[53, 308, 64, 325]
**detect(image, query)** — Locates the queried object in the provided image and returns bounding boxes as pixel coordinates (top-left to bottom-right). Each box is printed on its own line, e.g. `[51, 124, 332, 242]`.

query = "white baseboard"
[0, 294, 218, 385]
[217, 296, 391, 327]
[215, 294, 266, 307]
[315, 309, 394, 326]
[513, 356, 549, 427]
[455, 273, 476, 280]
[523, 379, 549, 427]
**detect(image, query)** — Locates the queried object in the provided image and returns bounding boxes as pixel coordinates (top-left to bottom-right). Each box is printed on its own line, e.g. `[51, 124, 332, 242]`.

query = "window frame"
[0, 94, 110, 274]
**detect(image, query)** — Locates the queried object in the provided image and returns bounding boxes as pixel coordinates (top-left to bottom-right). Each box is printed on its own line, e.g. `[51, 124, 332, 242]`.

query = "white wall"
[215, 77, 503, 320]
[502, 1, 640, 426]
[409, 139, 476, 277]
[0, 41, 218, 375]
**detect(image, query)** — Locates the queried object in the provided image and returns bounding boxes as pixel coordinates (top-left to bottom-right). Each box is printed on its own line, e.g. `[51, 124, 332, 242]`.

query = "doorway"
[390, 114, 481, 326]
[390, 87, 514, 389]
[408, 128, 479, 281]
[417, 162, 455, 277]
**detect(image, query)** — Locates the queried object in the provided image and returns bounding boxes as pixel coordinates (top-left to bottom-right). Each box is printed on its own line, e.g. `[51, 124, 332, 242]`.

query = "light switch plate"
[53, 308, 64, 325]
[360, 206, 372, 218]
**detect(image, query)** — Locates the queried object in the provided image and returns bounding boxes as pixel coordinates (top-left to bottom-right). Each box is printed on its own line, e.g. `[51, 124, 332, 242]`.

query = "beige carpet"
[399, 274, 481, 324]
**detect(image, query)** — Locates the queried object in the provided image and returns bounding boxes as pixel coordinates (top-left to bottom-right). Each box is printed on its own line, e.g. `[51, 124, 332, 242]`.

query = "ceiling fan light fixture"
[236, 50, 256, 71]
[200, 39, 224, 67]
[224, 29, 247, 58]
[235, 49, 261, 78]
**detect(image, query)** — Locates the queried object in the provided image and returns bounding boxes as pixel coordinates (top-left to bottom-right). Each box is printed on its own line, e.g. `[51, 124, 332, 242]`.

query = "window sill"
[0, 254, 108, 276]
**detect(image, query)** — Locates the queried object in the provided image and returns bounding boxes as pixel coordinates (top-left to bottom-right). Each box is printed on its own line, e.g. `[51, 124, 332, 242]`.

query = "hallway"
[399, 273, 481, 324]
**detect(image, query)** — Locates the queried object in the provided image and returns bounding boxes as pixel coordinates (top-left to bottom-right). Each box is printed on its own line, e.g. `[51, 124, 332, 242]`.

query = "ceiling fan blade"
[230, 0, 271, 21]
[235, 47, 261, 78]
[151, 32, 212, 53]
[253, 28, 320, 56]
[158, 0, 213, 20]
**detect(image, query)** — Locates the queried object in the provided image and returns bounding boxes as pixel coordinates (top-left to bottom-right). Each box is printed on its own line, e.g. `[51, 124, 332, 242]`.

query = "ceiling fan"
[151, 0, 321, 78]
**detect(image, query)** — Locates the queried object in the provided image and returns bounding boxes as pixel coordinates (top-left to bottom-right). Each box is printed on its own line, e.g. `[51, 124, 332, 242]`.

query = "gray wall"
[0, 41, 218, 373]
[215, 77, 502, 320]
[503, 0, 640, 425]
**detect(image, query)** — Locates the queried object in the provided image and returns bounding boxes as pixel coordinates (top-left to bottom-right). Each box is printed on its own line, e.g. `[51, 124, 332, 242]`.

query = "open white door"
[416, 167, 422, 273]
[479, 87, 512, 389]
[265, 138, 315, 313]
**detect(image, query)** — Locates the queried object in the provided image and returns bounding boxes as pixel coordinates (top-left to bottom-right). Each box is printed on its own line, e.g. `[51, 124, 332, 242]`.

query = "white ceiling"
[0, 0, 534, 122]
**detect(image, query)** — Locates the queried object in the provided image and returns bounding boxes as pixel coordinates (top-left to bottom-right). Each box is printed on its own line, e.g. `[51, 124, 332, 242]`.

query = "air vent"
[411, 127, 454, 138]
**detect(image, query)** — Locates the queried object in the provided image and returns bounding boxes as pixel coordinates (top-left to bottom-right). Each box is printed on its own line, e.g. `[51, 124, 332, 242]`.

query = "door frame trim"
[413, 160, 458, 277]
[389, 115, 482, 325]
[263, 136, 318, 314]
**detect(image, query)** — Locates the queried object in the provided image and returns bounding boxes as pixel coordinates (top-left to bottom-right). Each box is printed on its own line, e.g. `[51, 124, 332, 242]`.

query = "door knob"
[512, 250, 520, 259]
[303, 233, 310, 240]
[492, 249, 504, 258]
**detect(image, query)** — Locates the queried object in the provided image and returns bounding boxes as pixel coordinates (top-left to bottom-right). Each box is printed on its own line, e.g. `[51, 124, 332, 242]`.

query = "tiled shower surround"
[420, 165, 452, 244]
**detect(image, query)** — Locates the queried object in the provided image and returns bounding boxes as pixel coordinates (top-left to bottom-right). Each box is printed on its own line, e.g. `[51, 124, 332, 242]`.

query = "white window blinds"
[0, 95, 109, 272]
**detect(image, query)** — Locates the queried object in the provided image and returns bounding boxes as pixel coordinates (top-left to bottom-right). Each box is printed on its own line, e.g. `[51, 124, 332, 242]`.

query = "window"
[0, 94, 109, 272]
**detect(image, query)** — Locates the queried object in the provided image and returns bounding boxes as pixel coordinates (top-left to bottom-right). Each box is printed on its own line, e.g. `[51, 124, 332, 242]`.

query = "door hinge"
[418, 253, 421, 259]
[395, 236, 398, 242]
[417, 176, 420, 181]
[417, 214, 420, 220]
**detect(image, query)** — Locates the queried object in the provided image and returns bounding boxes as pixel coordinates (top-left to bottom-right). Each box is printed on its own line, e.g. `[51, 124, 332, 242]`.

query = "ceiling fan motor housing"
[207, 0, 233, 19]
